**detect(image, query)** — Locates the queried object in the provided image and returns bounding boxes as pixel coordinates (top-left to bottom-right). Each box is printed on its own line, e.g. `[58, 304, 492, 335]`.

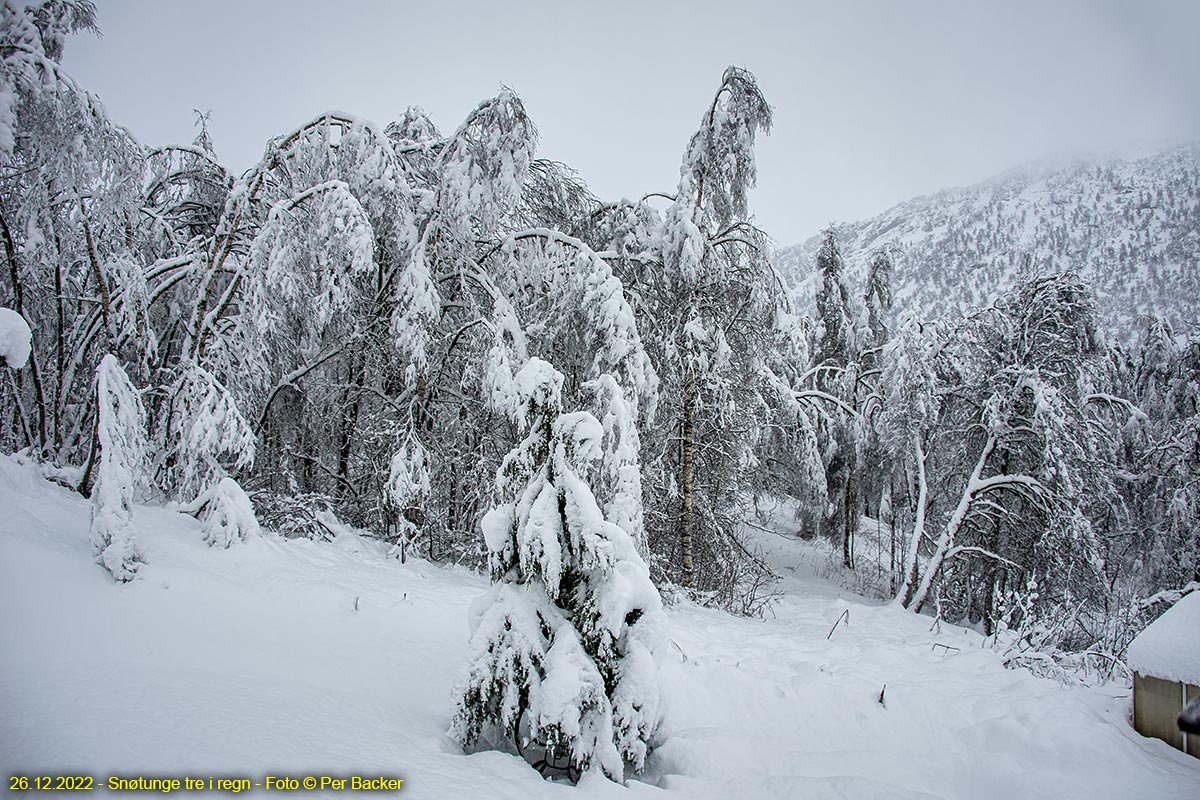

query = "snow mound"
[1127, 590, 1200, 685]
[0, 306, 32, 368]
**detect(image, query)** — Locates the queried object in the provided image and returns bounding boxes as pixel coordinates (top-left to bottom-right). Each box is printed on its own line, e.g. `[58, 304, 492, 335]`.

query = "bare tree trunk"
[680, 385, 695, 588]
[899, 437, 929, 606]
[77, 410, 100, 498]
[335, 349, 364, 501]
[843, 462, 857, 569]
[79, 204, 112, 340]
[53, 232, 64, 447]
[0, 210, 48, 450]
[888, 478, 898, 595]
[37, 186, 67, 451]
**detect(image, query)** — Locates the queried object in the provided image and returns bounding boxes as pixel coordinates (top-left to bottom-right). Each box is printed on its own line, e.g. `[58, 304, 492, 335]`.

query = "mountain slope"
[3, 456, 1199, 797]
[778, 145, 1200, 336]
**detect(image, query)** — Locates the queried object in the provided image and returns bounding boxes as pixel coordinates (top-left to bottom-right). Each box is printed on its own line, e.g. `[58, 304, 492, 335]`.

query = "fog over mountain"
[779, 144, 1200, 338]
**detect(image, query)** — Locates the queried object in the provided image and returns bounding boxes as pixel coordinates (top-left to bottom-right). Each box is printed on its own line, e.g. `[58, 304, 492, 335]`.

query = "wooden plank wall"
[1134, 672, 1200, 758]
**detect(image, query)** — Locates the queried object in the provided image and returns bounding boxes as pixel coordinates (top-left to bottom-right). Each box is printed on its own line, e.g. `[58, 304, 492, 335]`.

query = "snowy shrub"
[89, 355, 148, 582]
[250, 491, 338, 541]
[451, 358, 662, 782]
[180, 476, 261, 548]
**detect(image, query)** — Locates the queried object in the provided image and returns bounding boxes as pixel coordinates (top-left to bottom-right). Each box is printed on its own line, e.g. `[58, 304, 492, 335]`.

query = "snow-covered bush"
[88, 355, 148, 582]
[180, 476, 261, 548]
[451, 358, 662, 782]
[250, 491, 338, 541]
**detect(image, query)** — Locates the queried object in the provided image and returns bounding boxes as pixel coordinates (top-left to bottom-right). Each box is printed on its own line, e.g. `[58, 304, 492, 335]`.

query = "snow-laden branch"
[1137, 581, 1200, 611]
[146, 144, 230, 176]
[1084, 392, 1147, 421]
[944, 545, 1022, 570]
[790, 389, 859, 418]
[254, 339, 360, 434]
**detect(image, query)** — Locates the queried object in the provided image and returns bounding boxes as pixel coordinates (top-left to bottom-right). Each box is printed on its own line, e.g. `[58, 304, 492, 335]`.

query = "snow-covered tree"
[899, 274, 1109, 632]
[632, 66, 776, 600]
[87, 354, 147, 581]
[862, 247, 894, 359]
[0, 0, 148, 460]
[162, 364, 255, 500]
[383, 433, 430, 560]
[811, 228, 861, 567]
[812, 229, 856, 373]
[1105, 319, 1200, 592]
[878, 319, 943, 605]
[451, 358, 661, 782]
[856, 247, 896, 546]
[755, 294, 830, 535]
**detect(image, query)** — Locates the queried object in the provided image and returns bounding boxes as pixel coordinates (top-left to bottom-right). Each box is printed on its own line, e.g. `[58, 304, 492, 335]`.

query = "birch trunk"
[910, 435, 996, 612]
[898, 436, 929, 606]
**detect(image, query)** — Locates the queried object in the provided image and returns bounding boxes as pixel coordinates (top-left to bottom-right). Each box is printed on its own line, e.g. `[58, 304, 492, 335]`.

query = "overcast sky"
[63, 0, 1200, 246]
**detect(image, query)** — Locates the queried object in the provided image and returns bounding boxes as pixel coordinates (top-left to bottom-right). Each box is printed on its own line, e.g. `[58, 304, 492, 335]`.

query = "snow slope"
[2, 456, 1198, 799]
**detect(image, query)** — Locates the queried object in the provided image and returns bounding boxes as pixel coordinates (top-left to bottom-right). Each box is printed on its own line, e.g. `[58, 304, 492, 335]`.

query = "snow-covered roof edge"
[1127, 590, 1200, 685]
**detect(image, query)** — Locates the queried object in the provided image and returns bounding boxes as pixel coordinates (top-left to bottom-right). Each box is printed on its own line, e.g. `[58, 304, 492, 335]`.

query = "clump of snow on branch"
[0, 307, 32, 369]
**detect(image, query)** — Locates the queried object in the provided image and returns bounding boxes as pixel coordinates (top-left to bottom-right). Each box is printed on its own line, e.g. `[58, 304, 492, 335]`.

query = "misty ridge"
[1, 0, 1199, 794]
[780, 145, 1200, 339]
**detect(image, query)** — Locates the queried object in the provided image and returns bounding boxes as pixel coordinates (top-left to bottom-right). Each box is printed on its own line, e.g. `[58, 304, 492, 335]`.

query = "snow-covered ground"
[2, 456, 1198, 799]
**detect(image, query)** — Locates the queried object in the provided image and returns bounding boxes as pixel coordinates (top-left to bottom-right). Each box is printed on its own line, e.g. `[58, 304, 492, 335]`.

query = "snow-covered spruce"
[88, 354, 148, 582]
[451, 358, 662, 782]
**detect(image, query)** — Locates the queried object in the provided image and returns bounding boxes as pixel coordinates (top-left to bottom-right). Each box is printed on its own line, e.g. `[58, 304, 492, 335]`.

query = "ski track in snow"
[1, 456, 1198, 799]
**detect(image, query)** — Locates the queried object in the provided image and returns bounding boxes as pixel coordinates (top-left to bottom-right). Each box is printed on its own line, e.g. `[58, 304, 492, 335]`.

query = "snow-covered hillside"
[4, 457, 1199, 798]
[779, 146, 1200, 337]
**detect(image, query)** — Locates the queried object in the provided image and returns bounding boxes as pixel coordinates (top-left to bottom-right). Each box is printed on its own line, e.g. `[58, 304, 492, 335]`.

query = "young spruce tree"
[451, 358, 661, 783]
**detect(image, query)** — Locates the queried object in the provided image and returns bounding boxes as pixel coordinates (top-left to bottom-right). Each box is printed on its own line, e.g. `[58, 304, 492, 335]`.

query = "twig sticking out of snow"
[827, 608, 850, 639]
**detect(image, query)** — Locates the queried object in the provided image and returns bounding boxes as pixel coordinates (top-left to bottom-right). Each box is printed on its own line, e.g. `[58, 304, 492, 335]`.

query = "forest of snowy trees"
[2, 0, 1199, 782]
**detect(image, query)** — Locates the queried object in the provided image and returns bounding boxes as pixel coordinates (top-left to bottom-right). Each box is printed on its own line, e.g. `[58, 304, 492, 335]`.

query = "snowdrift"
[1, 456, 1197, 798]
